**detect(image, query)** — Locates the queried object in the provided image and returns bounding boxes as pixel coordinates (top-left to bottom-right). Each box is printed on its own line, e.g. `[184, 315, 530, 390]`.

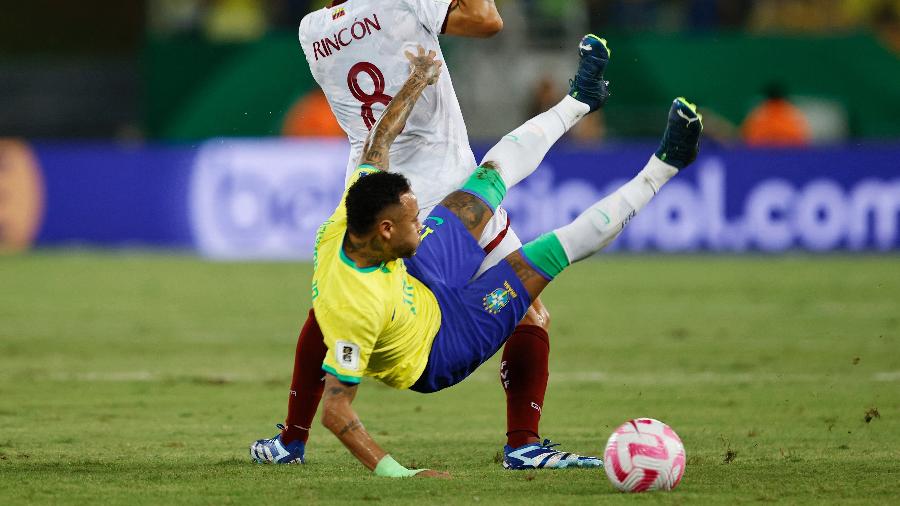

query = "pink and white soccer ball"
[604, 418, 686, 492]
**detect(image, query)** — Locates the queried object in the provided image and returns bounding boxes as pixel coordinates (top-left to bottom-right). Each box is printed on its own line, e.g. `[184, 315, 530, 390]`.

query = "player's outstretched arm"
[358, 46, 442, 171]
[321, 374, 450, 478]
[445, 0, 503, 38]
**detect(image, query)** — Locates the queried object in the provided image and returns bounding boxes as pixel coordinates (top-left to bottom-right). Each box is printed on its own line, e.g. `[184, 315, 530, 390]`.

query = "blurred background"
[3, 5, 899, 501]
[1, 0, 899, 256]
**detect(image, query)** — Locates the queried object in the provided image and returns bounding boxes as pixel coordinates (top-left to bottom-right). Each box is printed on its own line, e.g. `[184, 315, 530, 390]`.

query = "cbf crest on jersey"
[483, 281, 519, 314]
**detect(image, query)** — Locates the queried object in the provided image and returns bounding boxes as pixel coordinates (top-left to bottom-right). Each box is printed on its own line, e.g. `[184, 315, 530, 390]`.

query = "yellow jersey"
[312, 166, 442, 389]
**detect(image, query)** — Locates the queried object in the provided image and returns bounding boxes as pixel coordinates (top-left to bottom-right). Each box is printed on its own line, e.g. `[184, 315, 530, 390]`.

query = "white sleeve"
[298, 15, 313, 64]
[405, 0, 452, 35]
[297, 13, 312, 44]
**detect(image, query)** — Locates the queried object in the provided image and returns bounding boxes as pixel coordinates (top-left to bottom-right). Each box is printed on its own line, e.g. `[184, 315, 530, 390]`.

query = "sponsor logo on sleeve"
[335, 341, 360, 371]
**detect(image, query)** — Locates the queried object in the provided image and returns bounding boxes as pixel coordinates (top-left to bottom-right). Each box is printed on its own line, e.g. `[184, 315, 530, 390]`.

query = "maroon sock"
[281, 309, 328, 445]
[500, 324, 550, 449]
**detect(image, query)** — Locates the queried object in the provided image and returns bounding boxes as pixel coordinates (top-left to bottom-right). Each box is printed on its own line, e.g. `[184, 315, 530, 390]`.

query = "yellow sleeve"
[317, 304, 383, 384]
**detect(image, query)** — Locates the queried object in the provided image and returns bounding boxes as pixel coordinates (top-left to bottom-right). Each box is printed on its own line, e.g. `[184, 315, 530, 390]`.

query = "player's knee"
[479, 160, 500, 172]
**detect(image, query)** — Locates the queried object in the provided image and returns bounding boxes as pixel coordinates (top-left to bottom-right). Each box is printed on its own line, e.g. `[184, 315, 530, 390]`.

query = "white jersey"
[299, 0, 477, 211]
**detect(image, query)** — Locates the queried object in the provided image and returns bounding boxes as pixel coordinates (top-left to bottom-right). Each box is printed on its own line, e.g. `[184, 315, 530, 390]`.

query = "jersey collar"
[340, 242, 393, 274]
[328, 0, 348, 7]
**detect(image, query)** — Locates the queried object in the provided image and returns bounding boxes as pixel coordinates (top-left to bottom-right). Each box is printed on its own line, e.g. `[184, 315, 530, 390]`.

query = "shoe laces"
[570, 62, 609, 100]
[260, 424, 287, 445]
[665, 113, 700, 155]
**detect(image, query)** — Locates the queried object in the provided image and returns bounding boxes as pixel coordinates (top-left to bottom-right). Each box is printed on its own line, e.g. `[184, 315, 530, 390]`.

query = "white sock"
[554, 155, 678, 262]
[481, 95, 590, 189]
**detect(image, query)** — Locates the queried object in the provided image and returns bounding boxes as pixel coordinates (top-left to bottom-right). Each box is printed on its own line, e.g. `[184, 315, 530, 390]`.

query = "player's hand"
[414, 469, 452, 479]
[405, 46, 443, 85]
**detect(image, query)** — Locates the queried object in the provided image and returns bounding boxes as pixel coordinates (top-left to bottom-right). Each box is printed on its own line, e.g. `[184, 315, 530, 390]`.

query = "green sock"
[460, 165, 507, 210]
[521, 232, 570, 280]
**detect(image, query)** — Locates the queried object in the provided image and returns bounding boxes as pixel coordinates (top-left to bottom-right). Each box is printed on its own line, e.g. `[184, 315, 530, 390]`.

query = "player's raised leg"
[495, 100, 700, 469]
[437, 34, 612, 242]
[437, 35, 610, 468]
[510, 97, 704, 301]
[480, 34, 610, 190]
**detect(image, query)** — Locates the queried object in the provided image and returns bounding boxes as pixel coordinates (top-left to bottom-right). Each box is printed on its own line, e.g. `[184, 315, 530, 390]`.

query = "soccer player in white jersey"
[299, 0, 487, 212]
[252, 1, 603, 470]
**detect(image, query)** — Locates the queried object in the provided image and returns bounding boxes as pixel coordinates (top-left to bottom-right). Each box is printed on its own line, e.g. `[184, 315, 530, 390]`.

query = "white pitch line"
[873, 371, 900, 382]
[464, 370, 856, 385]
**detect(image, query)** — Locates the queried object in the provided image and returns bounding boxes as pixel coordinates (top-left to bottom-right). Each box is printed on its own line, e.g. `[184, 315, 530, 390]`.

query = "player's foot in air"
[655, 97, 704, 170]
[569, 34, 612, 112]
[250, 424, 305, 464]
[503, 439, 603, 470]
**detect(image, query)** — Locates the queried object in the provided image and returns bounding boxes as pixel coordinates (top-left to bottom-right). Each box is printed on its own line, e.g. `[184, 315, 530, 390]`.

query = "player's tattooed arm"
[445, 0, 503, 38]
[359, 46, 442, 171]
[321, 373, 388, 471]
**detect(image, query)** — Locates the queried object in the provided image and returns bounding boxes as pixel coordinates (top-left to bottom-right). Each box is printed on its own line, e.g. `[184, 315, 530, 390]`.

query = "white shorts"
[475, 206, 523, 278]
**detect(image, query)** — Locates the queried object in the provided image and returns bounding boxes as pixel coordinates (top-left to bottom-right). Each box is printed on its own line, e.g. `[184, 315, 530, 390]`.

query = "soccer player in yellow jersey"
[312, 162, 442, 391]
[252, 43, 702, 476]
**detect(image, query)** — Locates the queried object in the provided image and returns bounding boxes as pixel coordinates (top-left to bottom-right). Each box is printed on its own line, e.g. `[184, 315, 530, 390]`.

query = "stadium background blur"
[4, 0, 900, 141]
[2, 0, 900, 256]
[1, 1, 899, 504]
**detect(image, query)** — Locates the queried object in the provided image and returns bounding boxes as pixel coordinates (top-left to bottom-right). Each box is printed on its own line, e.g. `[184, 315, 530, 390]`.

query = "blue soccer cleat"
[655, 97, 704, 170]
[569, 34, 612, 112]
[503, 439, 603, 470]
[250, 424, 305, 464]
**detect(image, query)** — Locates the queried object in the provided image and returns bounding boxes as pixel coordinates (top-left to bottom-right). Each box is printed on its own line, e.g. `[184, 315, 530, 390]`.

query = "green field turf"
[1, 252, 898, 504]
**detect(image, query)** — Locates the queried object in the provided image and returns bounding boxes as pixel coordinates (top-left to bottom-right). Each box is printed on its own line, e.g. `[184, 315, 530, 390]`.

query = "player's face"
[389, 191, 422, 259]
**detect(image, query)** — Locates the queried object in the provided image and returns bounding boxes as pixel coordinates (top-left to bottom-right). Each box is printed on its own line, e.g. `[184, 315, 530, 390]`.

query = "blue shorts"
[406, 204, 532, 393]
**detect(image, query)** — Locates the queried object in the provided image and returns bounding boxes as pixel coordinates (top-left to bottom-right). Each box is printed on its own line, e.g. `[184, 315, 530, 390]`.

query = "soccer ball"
[603, 418, 686, 492]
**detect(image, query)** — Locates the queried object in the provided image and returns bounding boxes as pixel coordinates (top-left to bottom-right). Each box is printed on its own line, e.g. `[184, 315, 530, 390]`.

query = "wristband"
[374, 454, 425, 478]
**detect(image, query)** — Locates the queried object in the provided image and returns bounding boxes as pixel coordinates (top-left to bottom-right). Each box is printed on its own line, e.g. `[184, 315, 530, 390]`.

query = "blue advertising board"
[498, 144, 900, 253]
[35, 143, 195, 248]
[28, 140, 900, 257]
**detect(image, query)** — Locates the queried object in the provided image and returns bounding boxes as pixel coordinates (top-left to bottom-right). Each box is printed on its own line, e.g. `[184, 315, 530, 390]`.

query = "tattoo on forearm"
[364, 149, 383, 165]
[338, 419, 363, 436]
[360, 74, 429, 169]
[507, 252, 538, 284]
[325, 381, 357, 399]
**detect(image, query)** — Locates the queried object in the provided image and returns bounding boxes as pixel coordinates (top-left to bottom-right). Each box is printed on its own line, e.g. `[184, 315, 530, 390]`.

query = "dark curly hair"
[345, 171, 412, 235]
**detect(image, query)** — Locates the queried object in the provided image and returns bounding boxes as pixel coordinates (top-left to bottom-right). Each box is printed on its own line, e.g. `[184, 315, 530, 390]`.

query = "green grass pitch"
[1, 252, 898, 504]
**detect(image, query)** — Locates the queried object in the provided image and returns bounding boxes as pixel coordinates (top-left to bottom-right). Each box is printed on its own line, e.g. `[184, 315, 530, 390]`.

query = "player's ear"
[377, 219, 393, 240]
